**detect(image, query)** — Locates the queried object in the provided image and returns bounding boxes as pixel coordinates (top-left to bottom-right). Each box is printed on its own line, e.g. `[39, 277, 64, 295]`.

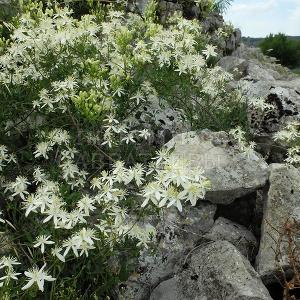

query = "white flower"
[141, 182, 162, 207]
[0, 269, 21, 283]
[128, 164, 144, 186]
[113, 87, 125, 97]
[0, 256, 21, 270]
[138, 129, 151, 140]
[8, 176, 30, 199]
[77, 195, 96, 216]
[249, 97, 274, 112]
[130, 90, 146, 105]
[33, 235, 55, 253]
[48, 129, 70, 145]
[0, 210, 5, 223]
[33, 167, 48, 183]
[152, 148, 170, 165]
[161, 185, 184, 211]
[62, 228, 99, 257]
[51, 247, 65, 262]
[60, 160, 79, 180]
[121, 133, 136, 144]
[22, 264, 55, 292]
[34, 142, 52, 159]
[60, 148, 78, 161]
[62, 236, 80, 257]
[202, 45, 218, 59]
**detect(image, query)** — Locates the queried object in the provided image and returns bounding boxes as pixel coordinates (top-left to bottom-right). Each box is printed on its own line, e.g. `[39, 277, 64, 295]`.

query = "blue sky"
[224, 0, 300, 37]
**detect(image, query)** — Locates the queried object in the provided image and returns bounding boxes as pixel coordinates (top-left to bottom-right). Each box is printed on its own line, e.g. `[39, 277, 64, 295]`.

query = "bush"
[259, 33, 300, 68]
[0, 0, 263, 298]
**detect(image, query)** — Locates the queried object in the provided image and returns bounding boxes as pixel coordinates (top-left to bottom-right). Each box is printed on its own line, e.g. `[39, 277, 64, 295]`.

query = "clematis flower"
[22, 264, 55, 292]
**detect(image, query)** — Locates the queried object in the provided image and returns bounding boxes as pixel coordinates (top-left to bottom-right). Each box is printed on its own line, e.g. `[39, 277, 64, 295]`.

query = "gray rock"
[156, 241, 272, 300]
[204, 217, 257, 260]
[134, 0, 150, 13]
[157, 203, 217, 253]
[256, 164, 300, 282]
[246, 62, 277, 81]
[178, 241, 272, 300]
[165, 130, 269, 204]
[217, 56, 248, 80]
[202, 12, 224, 32]
[149, 277, 180, 300]
[159, 1, 183, 22]
[225, 28, 242, 53]
[118, 202, 216, 300]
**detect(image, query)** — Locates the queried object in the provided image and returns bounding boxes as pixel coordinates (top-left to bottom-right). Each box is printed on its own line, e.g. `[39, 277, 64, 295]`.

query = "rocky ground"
[117, 128, 292, 300]
[116, 2, 300, 300]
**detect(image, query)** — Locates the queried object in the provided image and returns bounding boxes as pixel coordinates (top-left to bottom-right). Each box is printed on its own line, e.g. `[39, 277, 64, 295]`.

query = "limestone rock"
[204, 217, 257, 260]
[256, 164, 300, 282]
[225, 28, 242, 54]
[165, 130, 269, 204]
[118, 202, 216, 300]
[152, 241, 272, 300]
[149, 277, 180, 300]
[217, 56, 248, 79]
[187, 241, 272, 300]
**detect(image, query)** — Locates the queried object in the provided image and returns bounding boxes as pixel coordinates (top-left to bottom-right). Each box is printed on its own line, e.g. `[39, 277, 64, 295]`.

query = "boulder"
[225, 28, 242, 54]
[217, 56, 248, 80]
[165, 130, 269, 204]
[159, 1, 183, 22]
[187, 241, 272, 300]
[204, 217, 257, 260]
[256, 164, 300, 282]
[118, 202, 216, 300]
[152, 241, 272, 300]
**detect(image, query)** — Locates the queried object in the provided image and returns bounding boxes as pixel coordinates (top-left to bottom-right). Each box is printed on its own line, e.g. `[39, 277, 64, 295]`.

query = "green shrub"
[0, 1, 261, 298]
[259, 33, 300, 68]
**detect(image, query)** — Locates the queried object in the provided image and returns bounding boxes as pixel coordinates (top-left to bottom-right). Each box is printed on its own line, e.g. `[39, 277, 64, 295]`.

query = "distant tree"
[260, 33, 300, 68]
[213, 0, 234, 13]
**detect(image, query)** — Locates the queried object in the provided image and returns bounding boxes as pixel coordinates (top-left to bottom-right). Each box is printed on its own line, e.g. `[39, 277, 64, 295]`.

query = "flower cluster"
[141, 148, 210, 211]
[274, 121, 300, 164]
[229, 126, 257, 159]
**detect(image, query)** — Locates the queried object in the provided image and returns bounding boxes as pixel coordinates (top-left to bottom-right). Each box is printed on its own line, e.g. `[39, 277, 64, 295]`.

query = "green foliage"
[260, 33, 300, 68]
[213, 0, 234, 13]
[0, 1, 253, 299]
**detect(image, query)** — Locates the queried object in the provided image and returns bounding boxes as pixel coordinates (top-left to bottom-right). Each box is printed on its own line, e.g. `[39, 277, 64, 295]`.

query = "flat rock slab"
[256, 164, 300, 282]
[165, 130, 269, 204]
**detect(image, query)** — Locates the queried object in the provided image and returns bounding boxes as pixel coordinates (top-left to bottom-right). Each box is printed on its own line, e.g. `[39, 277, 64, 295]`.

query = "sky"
[224, 0, 300, 37]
